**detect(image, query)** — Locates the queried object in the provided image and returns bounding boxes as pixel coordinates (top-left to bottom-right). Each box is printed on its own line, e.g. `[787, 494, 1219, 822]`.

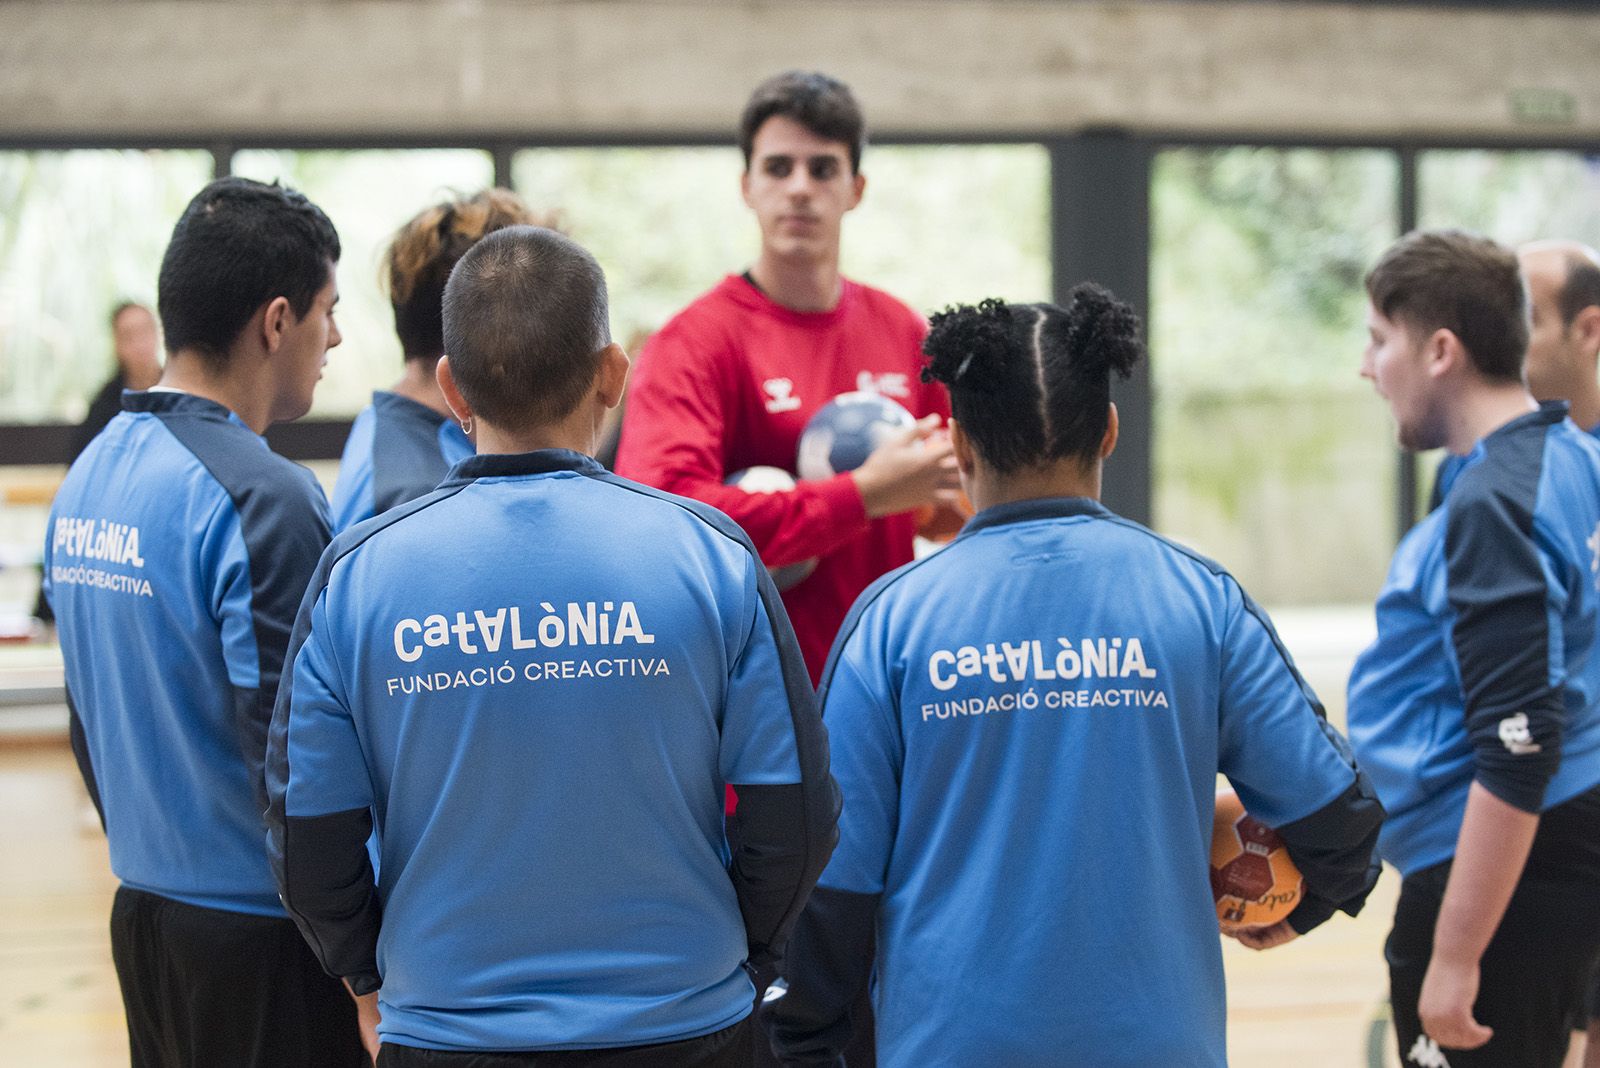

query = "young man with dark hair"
[1349, 229, 1600, 1068]
[44, 176, 364, 1066]
[266, 225, 837, 1068]
[615, 70, 960, 682]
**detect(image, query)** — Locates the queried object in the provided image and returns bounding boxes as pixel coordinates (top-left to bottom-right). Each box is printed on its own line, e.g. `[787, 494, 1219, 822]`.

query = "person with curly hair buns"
[330, 187, 553, 532]
[763, 287, 1384, 1068]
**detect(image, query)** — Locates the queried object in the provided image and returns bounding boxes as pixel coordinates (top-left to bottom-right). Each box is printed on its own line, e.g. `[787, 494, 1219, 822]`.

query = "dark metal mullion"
[1395, 146, 1421, 540]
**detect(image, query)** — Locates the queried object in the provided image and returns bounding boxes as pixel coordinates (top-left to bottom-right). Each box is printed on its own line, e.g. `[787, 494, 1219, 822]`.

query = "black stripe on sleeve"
[1446, 425, 1565, 813]
[279, 808, 382, 993]
[66, 683, 105, 831]
[370, 393, 455, 515]
[265, 480, 471, 985]
[159, 411, 331, 809]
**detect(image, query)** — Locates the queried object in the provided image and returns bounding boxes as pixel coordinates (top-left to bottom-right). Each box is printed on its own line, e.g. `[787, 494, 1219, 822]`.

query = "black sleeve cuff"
[730, 782, 840, 967]
[763, 886, 878, 1066]
[1275, 775, 1385, 930]
[274, 808, 382, 985]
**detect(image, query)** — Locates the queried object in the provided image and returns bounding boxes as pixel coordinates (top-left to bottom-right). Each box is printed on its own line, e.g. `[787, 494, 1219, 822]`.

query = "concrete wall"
[1, 1, 1598, 142]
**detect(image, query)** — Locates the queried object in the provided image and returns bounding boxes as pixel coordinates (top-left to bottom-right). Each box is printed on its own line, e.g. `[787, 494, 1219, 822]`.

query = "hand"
[1419, 956, 1492, 1050]
[851, 415, 963, 519]
[344, 981, 382, 1064]
[1226, 920, 1298, 951]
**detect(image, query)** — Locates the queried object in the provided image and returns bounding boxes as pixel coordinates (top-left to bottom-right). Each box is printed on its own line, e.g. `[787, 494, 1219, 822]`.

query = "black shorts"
[376, 1017, 752, 1068]
[110, 885, 367, 1068]
[1386, 786, 1600, 1068]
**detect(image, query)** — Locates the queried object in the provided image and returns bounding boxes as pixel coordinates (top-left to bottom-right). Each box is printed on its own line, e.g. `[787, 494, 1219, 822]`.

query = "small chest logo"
[856, 371, 910, 398]
[1406, 1036, 1451, 1068]
[1498, 712, 1542, 755]
[1588, 522, 1600, 589]
[763, 378, 802, 413]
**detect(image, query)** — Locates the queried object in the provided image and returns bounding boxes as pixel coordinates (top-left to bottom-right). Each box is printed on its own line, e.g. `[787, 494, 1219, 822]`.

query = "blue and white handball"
[795, 391, 917, 481]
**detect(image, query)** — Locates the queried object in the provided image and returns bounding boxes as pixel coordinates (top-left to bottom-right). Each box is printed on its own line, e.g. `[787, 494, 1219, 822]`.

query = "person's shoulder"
[582, 469, 752, 545]
[843, 279, 925, 329]
[649, 276, 750, 340]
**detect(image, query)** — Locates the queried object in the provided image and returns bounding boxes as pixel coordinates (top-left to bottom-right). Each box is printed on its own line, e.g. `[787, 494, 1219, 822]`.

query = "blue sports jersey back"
[818, 499, 1361, 1067]
[48, 400, 325, 915]
[280, 459, 808, 1050]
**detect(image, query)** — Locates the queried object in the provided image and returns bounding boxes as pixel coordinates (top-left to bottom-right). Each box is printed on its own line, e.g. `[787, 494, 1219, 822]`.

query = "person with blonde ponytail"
[330, 188, 553, 531]
[764, 286, 1383, 1068]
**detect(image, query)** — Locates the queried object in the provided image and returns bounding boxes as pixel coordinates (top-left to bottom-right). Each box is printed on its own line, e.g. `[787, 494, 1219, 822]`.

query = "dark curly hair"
[922, 285, 1142, 474]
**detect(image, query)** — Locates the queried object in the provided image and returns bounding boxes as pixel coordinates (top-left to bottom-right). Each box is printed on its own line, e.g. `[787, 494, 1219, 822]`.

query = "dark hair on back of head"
[386, 187, 554, 361]
[739, 71, 866, 174]
[1558, 254, 1600, 327]
[1365, 229, 1526, 383]
[923, 285, 1142, 475]
[442, 226, 611, 431]
[157, 176, 339, 367]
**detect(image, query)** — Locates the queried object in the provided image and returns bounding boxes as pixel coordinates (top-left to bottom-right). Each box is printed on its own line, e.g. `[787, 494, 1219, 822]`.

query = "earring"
[460, 416, 473, 436]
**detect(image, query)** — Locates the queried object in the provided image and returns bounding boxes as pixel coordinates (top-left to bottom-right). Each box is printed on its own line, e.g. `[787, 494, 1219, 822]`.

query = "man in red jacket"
[616, 70, 959, 682]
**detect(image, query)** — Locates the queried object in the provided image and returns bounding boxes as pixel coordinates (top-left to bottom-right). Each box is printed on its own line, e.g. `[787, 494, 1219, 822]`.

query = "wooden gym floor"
[0, 740, 1402, 1068]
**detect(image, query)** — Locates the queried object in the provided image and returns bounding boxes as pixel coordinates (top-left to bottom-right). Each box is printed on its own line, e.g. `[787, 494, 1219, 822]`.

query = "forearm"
[728, 781, 840, 966]
[661, 470, 870, 566]
[1432, 781, 1539, 966]
[765, 886, 877, 1067]
[273, 809, 383, 991]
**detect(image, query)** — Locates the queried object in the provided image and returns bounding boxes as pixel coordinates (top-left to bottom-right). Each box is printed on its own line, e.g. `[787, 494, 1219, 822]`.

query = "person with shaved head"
[1430, 240, 1600, 508]
[266, 226, 837, 1067]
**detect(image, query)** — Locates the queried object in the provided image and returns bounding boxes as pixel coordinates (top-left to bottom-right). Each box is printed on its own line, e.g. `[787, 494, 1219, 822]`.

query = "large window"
[513, 143, 1050, 347]
[1151, 146, 1400, 605]
[231, 149, 495, 415]
[0, 149, 213, 422]
[1420, 150, 1600, 247]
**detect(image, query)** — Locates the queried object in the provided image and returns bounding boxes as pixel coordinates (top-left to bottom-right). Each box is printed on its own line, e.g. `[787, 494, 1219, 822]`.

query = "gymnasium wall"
[1, 1, 1598, 143]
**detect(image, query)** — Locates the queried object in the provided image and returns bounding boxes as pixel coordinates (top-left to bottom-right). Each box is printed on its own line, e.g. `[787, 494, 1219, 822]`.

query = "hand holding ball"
[1210, 787, 1302, 934]
[796, 391, 918, 481]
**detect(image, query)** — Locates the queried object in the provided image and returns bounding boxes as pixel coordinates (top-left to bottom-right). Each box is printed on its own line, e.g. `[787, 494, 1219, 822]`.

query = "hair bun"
[921, 298, 1017, 393]
[1059, 283, 1142, 380]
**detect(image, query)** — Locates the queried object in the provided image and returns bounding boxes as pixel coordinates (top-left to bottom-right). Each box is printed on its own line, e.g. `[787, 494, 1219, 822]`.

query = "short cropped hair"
[1365, 230, 1527, 383]
[739, 71, 866, 174]
[1557, 254, 1600, 327]
[923, 286, 1143, 474]
[442, 226, 611, 430]
[157, 177, 339, 366]
[385, 188, 552, 361]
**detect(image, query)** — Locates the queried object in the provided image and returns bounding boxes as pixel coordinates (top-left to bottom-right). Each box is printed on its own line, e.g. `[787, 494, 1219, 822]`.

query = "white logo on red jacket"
[856, 371, 910, 398]
[763, 378, 802, 413]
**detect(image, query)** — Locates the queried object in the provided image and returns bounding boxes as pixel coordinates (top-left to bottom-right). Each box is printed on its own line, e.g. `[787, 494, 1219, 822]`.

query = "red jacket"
[616, 274, 950, 681]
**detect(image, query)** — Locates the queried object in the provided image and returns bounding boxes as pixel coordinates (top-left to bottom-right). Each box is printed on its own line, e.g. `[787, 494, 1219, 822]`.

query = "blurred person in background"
[329, 187, 553, 532]
[1429, 240, 1600, 508]
[33, 301, 164, 626]
[72, 301, 164, 459]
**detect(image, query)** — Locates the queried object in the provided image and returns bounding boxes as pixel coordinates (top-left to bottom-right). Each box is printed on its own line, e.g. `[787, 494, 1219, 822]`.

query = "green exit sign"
[1509, 88, 1577, 125]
